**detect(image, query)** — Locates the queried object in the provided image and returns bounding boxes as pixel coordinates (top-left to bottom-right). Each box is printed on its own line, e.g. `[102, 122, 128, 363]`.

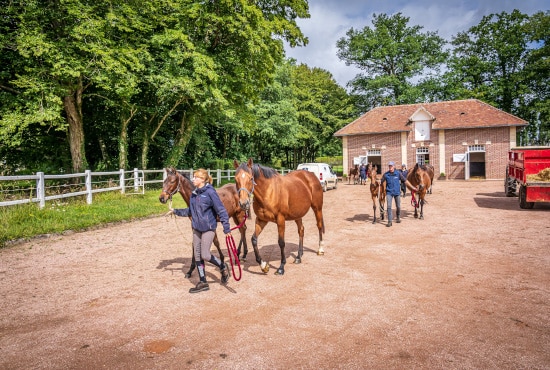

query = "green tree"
[336, 13, 447, 110]
[445, 10, 531, 112]
[521, 11, 550, 145]
[1, 0, 147, 173]
[0, 0, 310, 173]
[444, 10, 549, 145]
[249, 61, 299, 165]
[291, 63, 356, 166]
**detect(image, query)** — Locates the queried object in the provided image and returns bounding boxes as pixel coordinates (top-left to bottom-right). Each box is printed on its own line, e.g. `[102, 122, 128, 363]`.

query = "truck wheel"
[322, 182, 327, 192]
[333, 180, 338, 190]
[519, 185, 534, 209]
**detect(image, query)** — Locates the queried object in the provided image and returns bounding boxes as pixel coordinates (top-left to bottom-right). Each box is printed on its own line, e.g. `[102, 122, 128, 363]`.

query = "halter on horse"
[233, 158, 325, 275]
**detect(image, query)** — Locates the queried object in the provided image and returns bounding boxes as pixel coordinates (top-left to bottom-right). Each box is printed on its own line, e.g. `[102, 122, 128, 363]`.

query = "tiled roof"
[334, 99, 528, 136]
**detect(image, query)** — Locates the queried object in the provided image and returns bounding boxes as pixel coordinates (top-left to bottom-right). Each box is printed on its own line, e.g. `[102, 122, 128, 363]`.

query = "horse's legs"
[212, 232, 225, 266]
[274, 219, 287, 275]
[313, 209, 325, 255]
[379, 197, 385, 221]
[293, 218, 304, 264]
[234, 214, 248, 261]
[185, 246, 196, 278]
[419, 199, 425, 219]
[251, 220, 269, 273]
[372, 197, 377, 224]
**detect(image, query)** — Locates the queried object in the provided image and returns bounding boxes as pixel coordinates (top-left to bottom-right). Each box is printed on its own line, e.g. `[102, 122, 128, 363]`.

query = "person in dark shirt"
[399, 164, 409, 197]
[381, 161, 416, 227]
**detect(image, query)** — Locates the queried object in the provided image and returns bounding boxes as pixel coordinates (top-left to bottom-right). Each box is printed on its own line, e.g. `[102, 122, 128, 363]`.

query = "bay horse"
[233, 158, 325, 275]
[406, 163, 432, 219]
[368, 164, 386, 223]
[159, 168, 249, 277]
[348, 164, 359, 184]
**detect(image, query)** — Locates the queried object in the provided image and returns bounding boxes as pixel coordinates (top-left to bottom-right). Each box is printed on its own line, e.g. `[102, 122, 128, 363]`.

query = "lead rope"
[226, 213, 247, 281]
[410, 190, 418, 208]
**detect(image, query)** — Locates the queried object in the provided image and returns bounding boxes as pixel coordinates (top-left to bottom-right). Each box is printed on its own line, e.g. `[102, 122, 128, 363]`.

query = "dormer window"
[415, 120, 430, 141]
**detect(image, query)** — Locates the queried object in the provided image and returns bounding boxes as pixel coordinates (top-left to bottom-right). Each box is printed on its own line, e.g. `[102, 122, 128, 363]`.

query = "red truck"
[505, 146, 550, 209]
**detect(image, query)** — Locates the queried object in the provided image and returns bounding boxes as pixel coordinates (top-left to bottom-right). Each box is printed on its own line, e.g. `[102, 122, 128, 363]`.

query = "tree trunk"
[119, 106, 136, 170]
[140, 98, 185, 169]
[166, 112, 194, 167]
[63, 86, 87, 173]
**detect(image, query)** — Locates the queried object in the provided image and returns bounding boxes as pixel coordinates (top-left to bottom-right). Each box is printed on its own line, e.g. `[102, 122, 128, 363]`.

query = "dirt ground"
[1, 179, 549, 369]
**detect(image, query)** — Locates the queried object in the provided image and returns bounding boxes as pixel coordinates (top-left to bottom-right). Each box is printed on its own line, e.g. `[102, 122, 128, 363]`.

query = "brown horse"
[368, 164, 386, 223]
[407, 163, 433, 219]
[233, 158, 325, 275]
[348, 164, 359, 184]
[159, 168, 249, 277]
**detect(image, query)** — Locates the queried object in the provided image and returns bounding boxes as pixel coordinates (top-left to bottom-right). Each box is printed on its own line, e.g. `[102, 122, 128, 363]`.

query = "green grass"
[0, 189, 190, 248]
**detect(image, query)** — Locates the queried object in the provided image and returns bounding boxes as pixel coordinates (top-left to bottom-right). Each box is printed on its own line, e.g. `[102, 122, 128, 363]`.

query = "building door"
[416, 147, 430, 166]
[367, 149, 382, 174]
[468, 145, 486, 178]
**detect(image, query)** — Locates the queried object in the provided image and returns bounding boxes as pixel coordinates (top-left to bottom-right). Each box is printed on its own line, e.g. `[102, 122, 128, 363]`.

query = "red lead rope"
[410, 190, 418, 208]
[225, 214, 247, 282]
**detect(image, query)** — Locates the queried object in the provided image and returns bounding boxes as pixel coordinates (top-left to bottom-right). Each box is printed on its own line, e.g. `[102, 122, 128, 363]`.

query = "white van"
[296, 163, 338, 192]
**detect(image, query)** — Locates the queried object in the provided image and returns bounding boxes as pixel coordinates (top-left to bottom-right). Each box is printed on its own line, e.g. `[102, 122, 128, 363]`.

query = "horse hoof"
[261, 264, 269, 274]
[294, 257, 302, 264]
[275, 269, 284, 275]
[184, 273, 191, 278]
[317, 251, 324, 256]
[372, 220, 376, 224]
[420, 216, 424, 220]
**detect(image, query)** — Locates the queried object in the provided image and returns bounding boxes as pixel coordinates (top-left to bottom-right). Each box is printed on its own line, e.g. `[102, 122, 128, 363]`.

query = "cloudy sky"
[284, 0, 549, 88]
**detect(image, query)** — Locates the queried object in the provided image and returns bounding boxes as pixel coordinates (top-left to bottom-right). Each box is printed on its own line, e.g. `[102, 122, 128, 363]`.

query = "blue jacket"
[381, 170, 407, 196]
[173, 184, 231, 234]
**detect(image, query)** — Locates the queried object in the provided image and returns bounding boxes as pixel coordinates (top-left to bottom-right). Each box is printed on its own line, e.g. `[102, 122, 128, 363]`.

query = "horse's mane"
[167, 167, 193, 188]
[252, 163, 279, 179]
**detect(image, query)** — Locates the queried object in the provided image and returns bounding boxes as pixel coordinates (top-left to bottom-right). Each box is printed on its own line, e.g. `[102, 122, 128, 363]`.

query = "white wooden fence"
[0, 167, 290, 209]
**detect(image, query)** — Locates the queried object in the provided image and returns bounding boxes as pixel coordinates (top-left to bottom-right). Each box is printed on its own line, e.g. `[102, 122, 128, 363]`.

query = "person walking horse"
[381, 161, 417, 227]
[166, 168, 232, 293]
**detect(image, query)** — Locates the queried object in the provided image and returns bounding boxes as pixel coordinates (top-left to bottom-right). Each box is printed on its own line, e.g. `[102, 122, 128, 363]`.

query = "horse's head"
[233, 158, 255, 211]
[159, 167, 180, 204]
[411, 163, 429, 192]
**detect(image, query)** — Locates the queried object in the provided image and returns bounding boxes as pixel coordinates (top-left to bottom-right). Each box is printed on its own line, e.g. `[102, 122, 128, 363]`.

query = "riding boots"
[220, 263, 230, 284]
[396, 208, 401, 223]
[189, 281, 209, 293]
[386, 221, 392, 227]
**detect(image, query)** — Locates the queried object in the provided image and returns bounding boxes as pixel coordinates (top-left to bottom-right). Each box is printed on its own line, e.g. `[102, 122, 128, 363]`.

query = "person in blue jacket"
[381, 161, 417, 227]
[167, 168, 232, 293]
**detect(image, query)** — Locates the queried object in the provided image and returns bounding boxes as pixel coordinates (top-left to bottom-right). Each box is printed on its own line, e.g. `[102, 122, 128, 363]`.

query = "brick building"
[334, 99, 528, 180]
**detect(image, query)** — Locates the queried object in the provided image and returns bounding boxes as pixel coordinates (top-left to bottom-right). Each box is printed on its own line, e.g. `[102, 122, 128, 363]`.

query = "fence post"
[134, 168, 139, 192]
[119, 169, 125, 194]
[85, 170, 92, 204]
[36, 172, 45, 209]
[216, 169, 221, 186]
